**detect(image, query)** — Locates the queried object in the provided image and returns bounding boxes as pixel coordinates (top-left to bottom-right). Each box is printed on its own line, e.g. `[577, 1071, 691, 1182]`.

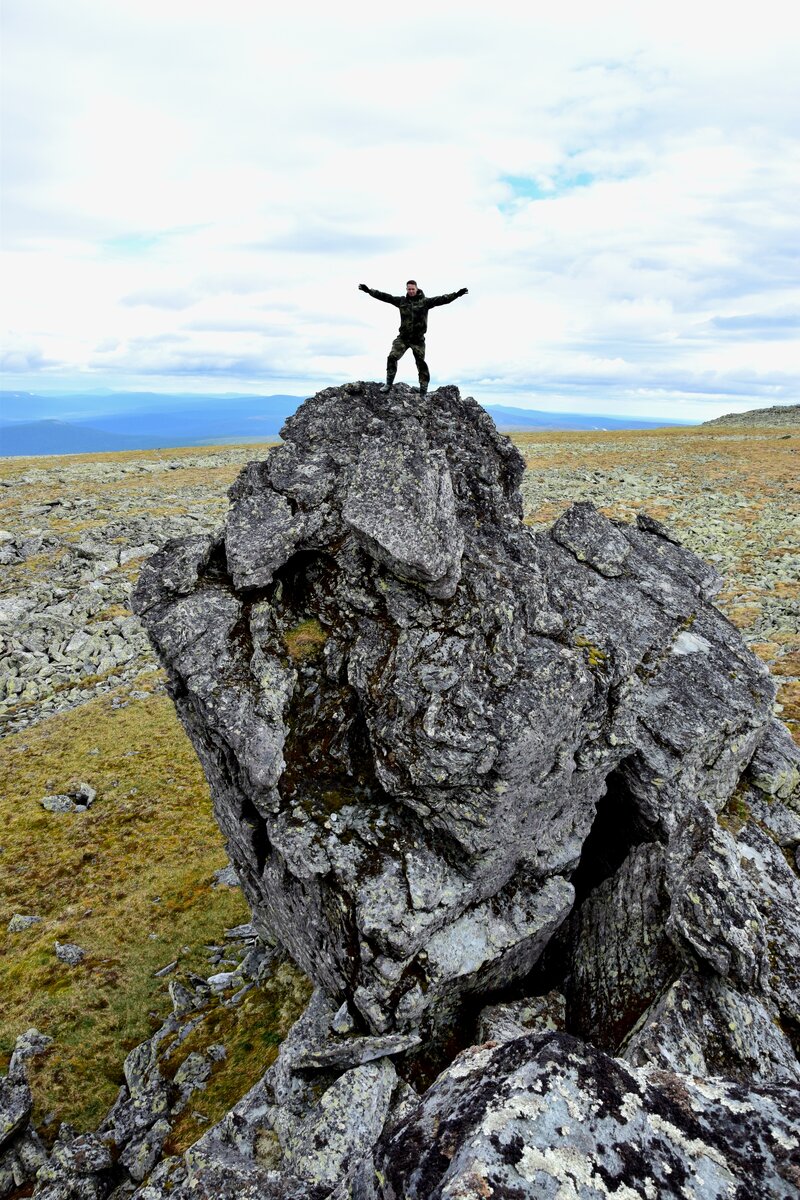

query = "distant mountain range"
[483, 405, 689, 432]
[0, 390, 694, 456]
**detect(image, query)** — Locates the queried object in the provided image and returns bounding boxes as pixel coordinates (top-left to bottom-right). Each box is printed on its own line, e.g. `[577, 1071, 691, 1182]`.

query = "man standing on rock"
[358, 280, 468, 396]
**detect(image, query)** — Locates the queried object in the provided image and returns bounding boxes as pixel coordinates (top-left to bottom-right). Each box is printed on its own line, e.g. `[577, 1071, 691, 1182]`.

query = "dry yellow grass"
[0, 673, 251, 1131]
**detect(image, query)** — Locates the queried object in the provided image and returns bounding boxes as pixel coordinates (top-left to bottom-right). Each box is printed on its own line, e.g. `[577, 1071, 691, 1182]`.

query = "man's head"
[406, 280, 418, 296]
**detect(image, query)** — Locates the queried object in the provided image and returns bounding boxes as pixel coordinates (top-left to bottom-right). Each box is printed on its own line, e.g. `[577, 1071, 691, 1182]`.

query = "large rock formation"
[115, 381, 800, 1196]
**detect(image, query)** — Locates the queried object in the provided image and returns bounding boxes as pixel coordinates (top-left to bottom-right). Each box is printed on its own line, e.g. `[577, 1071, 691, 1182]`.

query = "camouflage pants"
[386, 336, 430, 387]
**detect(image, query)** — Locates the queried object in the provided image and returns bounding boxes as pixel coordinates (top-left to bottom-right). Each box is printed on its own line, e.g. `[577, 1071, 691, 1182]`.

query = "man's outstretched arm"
[426, 287, 468, 308]
[358, 284, 403, 306]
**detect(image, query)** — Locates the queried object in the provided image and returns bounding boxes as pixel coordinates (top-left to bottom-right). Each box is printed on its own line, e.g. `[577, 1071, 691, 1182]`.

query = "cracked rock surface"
[113, 381, 800, 1196]
[360, 1032, 800, 1199]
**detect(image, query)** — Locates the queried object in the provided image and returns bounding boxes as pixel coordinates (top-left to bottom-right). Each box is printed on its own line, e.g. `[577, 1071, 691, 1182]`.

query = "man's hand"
[358, 283, 369, 292]
[457, 287, 469, 297]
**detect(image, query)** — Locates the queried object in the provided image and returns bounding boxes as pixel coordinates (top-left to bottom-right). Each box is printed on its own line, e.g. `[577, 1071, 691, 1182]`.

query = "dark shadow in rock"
[272, 547, 338, 612]
[569, 759, 660, 905]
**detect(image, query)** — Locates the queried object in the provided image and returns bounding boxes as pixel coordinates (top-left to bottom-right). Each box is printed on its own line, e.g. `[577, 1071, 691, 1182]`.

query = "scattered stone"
[212, 864, 240, 888]
[40, 782, 96, 813]
[41, 793, 78, 814]
[54, 941, 85, 966]
[703, 402, 800, 427]
[223, 923, 256, 940]
[207, 971, 239, 992]
[7, 914, 42, 932]
[153, 960, 178, 979]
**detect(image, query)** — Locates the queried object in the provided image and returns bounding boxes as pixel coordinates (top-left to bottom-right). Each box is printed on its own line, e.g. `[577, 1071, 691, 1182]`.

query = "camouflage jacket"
[363, 287, 464, 340]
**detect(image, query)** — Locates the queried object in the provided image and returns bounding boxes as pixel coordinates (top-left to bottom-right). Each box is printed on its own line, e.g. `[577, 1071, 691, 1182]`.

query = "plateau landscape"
[3, 1, 800, 1194]
[1, 387, 798, 1197]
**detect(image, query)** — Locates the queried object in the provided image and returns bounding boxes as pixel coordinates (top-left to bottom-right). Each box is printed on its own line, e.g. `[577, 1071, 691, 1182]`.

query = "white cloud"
[1, 0, 798, 418]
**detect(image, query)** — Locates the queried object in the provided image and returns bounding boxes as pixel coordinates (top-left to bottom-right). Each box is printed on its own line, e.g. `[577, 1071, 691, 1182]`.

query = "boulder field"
[8, 382, 799, 1198]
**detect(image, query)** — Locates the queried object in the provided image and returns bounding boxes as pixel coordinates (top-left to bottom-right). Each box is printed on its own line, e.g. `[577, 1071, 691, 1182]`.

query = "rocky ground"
[0, 446, 261, 734]
[702, 402, 800, 427]
[517, 424, 800, 741]
[2, 423, 798, 741]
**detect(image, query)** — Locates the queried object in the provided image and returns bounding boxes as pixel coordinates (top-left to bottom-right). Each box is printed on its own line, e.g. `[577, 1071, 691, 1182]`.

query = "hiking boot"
[379, 382, 392, 393]
[419, 385, 428, 397]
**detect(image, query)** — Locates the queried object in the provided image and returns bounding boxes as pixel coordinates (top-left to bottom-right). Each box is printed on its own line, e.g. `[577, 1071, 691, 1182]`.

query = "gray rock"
[173, 1052, 211, 1093]
[48, 1130, 114, 1175]
[364, 1032, 800, 1199]
[120, 1118, 172, 1183]
[41, 793, 78, 814]
[621, 971, 800, 1083]
[0, 596, 34, 626]
[0, 1030, 52, 1193]
[54, 941, 85, 966]
[39, 782, 96, 814]
[476, 991, 566, 1045]
[8, 1029, 53, 1081]
[75, 782, 97, 807]
[207, 971, 240, 991]
[0, 1075, 30, 1152]
[747, 716, 800, 803]
[224, 923, 257, 940]
[282, 1059, 396, 1189]
[7, 914, 42, 932]
[291, 1031, 420, 1072]
[342, 434, 464, 598]
[132, 382, 790, 1047]
[212, 864, 240, 888]
[551, 499, 631, 575]
[565, 841, 684, 1051]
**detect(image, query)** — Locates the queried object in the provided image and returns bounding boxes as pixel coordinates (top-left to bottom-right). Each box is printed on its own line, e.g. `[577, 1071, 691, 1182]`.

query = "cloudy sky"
[2, 0, 799, 419]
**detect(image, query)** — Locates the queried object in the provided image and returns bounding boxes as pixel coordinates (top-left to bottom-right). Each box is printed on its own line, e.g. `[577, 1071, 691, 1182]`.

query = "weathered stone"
[132, 382, 788, 1049]
[173, 1052, 211, 1092]
[291, 1032, 420, 1072]
[476, 991, 566, 1045]
[551, 499, 631, 575]
[120, 1118, 172, 1183]
[7, 914, 42, 932]
[284, 1060, 396, 1189]
[364, 1032, 800, 1199]
[747, 716, 800, 804]
[565, 842, 684, 1051]
[41, 793, 78, 813]
[341, 435, 464, 598]
[621, 971, 800, 1082]
[54, 941, 85, 966]
[0, 1075, 31, 1152]
[213, 864, 240, 888]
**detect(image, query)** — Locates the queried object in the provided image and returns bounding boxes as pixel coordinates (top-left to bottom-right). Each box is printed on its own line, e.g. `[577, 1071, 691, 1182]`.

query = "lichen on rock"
[110, 380, 800, 1197]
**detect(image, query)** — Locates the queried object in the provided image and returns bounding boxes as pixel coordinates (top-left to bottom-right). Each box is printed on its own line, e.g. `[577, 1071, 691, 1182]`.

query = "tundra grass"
[0, 673, 251, 1132]
[161, 958, 312, 1156]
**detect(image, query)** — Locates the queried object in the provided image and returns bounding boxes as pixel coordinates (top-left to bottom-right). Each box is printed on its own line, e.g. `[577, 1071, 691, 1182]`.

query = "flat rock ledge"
[11, 382, 799, 1198]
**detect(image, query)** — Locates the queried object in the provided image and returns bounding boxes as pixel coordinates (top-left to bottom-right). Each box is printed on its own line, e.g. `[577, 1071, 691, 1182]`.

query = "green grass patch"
[283, 617, 327, 663]
[0, 674, 250, 1131]
[573, 634, 608, 669]
[718, 787, 751, 836]
[162, 959, 312, 1155]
